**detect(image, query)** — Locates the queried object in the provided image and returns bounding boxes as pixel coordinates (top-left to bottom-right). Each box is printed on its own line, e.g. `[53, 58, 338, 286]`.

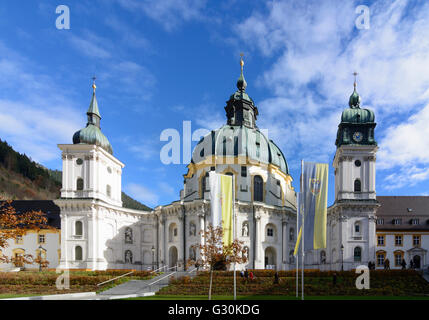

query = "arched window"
[354, 247, 362, 262]
[169, 223, 177, 242]
[265, 223, 276, 239]
[124, 227, 133, 244]
[106, 184, 111, 197]
[354, 222, 361, 234]
[125, 250, 133, 263]
[76, 178, 84, 191]
[253, 175, 263, 202]
[354, 179, 361, 192]
[320, 250, 326, 264]
[75, 221, 83, 236]
[75, 246, 83, 261]
[376, 251, 386, 267]
[289, 228, 295, 241]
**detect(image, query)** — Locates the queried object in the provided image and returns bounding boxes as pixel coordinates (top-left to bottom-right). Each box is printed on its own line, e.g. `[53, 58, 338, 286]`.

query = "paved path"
[96, 270, 197, 300]
[2, 269, 197, 300]
[423, 269, 429, 283]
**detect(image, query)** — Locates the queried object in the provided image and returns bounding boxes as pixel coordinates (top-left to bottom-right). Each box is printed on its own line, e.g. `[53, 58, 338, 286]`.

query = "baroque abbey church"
[2, 60, 428, 272]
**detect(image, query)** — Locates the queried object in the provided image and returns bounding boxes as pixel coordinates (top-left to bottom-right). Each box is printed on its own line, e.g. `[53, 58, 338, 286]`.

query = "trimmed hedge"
[159, 270, 429, 297]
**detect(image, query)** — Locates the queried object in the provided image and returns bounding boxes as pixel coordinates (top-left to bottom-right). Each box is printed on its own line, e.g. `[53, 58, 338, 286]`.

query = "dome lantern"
[224, 54, 259, 128]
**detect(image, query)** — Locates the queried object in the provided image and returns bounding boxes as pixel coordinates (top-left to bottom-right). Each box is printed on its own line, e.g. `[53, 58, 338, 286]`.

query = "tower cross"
[353, 71, 358, 89]
[92, 75, 97, 93]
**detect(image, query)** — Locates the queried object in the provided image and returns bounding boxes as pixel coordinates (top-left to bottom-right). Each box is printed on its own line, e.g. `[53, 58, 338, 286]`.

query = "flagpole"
[296, 192, 299, 298]
[301, 160, 304, 301]
[233, 174, 237, 301]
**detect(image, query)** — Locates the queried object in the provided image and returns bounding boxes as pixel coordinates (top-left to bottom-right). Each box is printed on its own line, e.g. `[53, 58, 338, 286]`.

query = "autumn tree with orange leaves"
[187, 224, 248, 300]
[0, 200, 54, 268]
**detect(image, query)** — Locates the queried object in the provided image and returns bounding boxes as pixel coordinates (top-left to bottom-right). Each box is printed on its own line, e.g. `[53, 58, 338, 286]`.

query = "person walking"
[401, 259, 406, 270]
[332, 273, 337, 286]
[384, 258, 390, 270]
[244, 269, 249, 283]
[273, 271, 279, 285]
[249, 271, 254, 281]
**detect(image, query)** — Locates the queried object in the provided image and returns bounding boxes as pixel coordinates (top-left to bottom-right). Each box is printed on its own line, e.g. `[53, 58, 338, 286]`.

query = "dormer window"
[411, 219, 419, 225]
[376, 218, 384, 225]
[393, 219, 402, 225]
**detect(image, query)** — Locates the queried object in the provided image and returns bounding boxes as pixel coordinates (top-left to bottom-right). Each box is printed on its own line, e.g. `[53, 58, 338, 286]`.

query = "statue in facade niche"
[125, 250, 133, 263]
[242, 222, 249, 237]
[189, 223, 196, 236]
[125, 227, 133, 244]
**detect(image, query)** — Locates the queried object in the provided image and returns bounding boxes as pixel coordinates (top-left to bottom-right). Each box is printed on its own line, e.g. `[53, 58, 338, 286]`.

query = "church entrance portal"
[169, 246, 178, 268]
[413, 255, 421, 269]
[264, 247, 276, 270]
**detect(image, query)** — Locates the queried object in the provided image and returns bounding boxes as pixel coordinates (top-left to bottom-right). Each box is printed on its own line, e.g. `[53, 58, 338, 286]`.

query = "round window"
[76, 158, 83, 165]
[355, 160, 361, 167]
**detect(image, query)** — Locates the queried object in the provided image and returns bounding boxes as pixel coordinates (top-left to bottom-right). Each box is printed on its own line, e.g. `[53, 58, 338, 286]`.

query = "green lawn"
[157, 270, 429, 297]
[126, 294, 429, 300]
[0, 270, 156, 298]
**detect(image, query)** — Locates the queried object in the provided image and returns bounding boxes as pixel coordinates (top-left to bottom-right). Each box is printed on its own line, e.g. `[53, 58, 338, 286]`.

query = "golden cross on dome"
[240, 53, 244, 71]
[92, 75, 97, 93]
[353, 71, 358, 89]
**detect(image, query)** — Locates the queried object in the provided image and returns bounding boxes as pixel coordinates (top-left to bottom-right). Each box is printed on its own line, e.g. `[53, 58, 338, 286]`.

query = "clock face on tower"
[353, 131, 363, 142]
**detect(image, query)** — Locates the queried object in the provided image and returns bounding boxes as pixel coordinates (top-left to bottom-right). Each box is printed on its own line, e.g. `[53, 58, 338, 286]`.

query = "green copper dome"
[72, 84, 113, 154]
[73, 124, 113, 154]
[191, 125, 289, 174]
[341, 106, 375, 124]
[336, 80, 377, 147]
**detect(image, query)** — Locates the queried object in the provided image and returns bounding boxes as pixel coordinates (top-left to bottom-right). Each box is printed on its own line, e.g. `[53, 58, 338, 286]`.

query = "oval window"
[107, 167, 112, 174]
[76, 158, 83, 165]
[355, 160, 361, 167]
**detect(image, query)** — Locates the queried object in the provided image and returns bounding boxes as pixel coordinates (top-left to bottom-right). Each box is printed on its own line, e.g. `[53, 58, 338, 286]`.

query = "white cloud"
[68, 33, 111, 59]
[0, 43, 83, 163]
[104, 15, 152, 50]
[116, 0, 207, 31]
[378, 103, 429, 170]
[232, 0, 429, 176]
[158, 181, 176, 196]
[383, 166, 429, 190]
[125, 182, 159, 206]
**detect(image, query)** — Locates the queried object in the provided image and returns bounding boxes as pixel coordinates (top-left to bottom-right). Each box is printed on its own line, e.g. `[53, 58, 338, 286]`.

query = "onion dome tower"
[72, 79, 113, 154]
[330, 73, 379, 270]
[335, 73, 376, 147]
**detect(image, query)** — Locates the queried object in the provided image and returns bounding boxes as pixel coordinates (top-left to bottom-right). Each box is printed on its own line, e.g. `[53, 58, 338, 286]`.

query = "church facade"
[2, 61, 428, 272]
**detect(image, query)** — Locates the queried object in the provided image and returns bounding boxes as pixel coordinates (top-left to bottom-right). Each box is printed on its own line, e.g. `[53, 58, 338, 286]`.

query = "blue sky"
[0, 0, 429, 207]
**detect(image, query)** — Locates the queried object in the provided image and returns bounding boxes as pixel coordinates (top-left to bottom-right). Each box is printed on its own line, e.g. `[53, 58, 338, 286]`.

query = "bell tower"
[58, 79, 123, 207]
[329, 73, 379, 271]
[334, 73, 377, 202]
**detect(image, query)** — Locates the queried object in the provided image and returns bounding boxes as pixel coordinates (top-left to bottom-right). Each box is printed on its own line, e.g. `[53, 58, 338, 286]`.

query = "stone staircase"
[96, 269, 197, 299]
[422, 268, 429, 283]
